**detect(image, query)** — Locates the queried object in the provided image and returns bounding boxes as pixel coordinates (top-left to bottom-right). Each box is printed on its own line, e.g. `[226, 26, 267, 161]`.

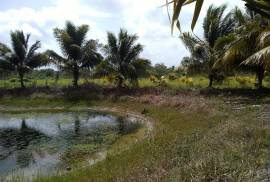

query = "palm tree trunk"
[117, 77, 123, 89]
[19, 72, 25, 89]
[73, 65, 79, 87]
[256, 67, 264, 89]
[208, 72, 214, 88]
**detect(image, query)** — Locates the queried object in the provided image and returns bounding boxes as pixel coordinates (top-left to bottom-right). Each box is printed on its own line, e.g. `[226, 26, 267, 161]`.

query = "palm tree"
[47, 21, 102, 87]
[96, 29, 150, 88]
[166, 0, 270, 32]
[0, 31, 46, 88]
[180, 4, 236, 87]
[213, 8, 269, 88]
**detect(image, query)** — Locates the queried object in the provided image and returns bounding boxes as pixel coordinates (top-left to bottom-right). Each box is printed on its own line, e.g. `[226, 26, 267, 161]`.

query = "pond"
[0, 110, 140, 180]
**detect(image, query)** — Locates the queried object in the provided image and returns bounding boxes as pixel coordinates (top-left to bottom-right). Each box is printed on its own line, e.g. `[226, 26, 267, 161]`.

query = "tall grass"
[1, 75, 270, 89]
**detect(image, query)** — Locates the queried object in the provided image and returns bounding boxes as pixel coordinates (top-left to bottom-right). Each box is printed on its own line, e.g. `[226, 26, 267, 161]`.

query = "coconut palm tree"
[0, 31, 46, 88]
[180, 4, 236, 87]
[47, 21, 102, 87]
[166, 0, 270, 32]
[213, 8, 269, 88]
[96, 29, 150, 88]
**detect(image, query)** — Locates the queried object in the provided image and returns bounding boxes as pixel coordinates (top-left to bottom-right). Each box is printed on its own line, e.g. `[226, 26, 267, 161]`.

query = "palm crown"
[47, 21, 102, 87]
[96, 29, 150, 88]
[180, 4, 237, 87]
[0, 31, 46, 88]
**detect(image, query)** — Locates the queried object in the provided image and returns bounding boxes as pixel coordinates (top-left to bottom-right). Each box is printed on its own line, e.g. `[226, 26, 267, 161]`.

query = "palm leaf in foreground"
[166, 0, 270, 32]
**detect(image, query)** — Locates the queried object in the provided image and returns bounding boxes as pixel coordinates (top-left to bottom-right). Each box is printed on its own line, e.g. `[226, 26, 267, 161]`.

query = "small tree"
[96, 29, 150, 88]
[152, 63, 169, 79]
[47, 21, 102, 87]
[0, 31, 46, 88]
[180, 5, 237, 87]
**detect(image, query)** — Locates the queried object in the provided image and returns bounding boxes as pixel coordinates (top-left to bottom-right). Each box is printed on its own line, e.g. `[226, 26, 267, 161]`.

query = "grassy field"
[1, 75, 270, 89]
[1, 92, 269, 181]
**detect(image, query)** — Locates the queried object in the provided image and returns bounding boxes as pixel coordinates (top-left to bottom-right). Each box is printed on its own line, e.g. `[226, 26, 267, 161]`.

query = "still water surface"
[0, 111, 137, 179]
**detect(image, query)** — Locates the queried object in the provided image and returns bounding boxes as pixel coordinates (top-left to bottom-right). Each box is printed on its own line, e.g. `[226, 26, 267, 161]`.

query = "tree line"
[0, 21, 151, 89]
[2, 2, 270, 89]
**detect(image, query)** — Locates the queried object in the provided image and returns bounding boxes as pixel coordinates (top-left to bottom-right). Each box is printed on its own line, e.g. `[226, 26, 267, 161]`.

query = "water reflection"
[74, 116, 80, 135]
[0, 111, 140, 179]
[0, 119, 50, 174]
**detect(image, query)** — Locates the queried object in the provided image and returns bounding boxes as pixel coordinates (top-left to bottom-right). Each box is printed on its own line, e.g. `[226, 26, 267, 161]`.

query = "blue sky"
[0, 0, 244, 67]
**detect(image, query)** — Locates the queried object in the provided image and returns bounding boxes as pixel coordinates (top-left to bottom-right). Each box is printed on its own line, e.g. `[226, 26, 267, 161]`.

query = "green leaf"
[191, 0, 204, 30]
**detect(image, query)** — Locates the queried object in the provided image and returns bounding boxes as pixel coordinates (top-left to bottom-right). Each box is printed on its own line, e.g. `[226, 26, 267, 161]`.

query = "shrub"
[235, 76, 249, 86]
[149, 75, 159, 83]
[159, 79, 167, 87]
[179, 76, 193, 86]
[168, 73, 178, 81]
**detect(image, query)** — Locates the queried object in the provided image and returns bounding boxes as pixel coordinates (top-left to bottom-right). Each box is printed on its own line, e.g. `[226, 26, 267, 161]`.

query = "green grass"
[140, 75, 270, 89]
[2, 75, 270, 89]
[3, 97, 270, 181]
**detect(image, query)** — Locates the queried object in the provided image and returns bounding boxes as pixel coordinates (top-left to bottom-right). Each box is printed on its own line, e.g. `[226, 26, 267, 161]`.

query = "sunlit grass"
[1, 75, 270, 89]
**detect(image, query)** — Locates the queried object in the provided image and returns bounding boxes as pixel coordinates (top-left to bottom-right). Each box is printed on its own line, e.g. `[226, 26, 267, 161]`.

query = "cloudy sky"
[0, 0, 244, 67]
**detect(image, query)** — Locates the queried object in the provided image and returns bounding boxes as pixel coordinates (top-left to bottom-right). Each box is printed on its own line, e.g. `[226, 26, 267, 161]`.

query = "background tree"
[152, 63, 169, 79]
[47, 21, 102, 87]
[96, 29, 150, 88]
[0, 31, 47, 88]
[180, 4, 236, 87]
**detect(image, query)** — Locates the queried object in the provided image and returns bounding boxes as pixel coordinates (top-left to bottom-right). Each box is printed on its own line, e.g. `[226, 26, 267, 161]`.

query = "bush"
[159, 79, 168, 87]
[235, 76, 251, 86]
[168, 73, 178, 81]
[149, 75, 159, 83]
[179, 76, 193, 86]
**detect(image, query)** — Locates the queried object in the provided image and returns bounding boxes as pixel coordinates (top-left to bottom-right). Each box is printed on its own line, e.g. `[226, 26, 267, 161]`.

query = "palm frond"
[53, 28, 73, 58]
[233, 7, 248, 26]
[203, 4, 235, 48]
[26, 41, 41, 63]
[104, 32, 118, 57]
[75, 24, 89, 46]
[214, 34, 236, 53]
[242, 46, 270, 68]
[167, 0, 270, 32]
[213, 38, 246, 70]
[180, 32, 201, 53]
[80, 40, 103, 68]
[45, 50, 68, 69]
[257, 31, 270, 49]
[27, 53, 49, 68]
[191, 0, 204, 30]
[10, 31, 27, 61]
[124, 44, 143, 63]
